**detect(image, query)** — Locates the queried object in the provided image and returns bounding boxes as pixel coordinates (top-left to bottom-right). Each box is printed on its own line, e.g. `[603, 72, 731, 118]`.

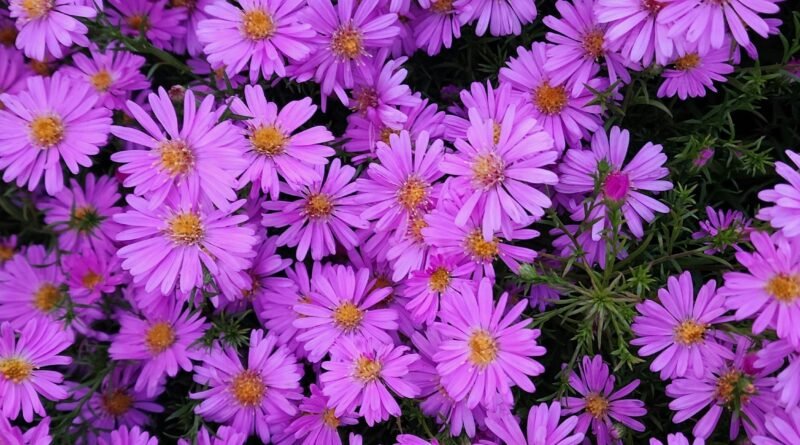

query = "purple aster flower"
[62, 45, 150, 110]
[649, 433, 704, 445]
[258, 261, 318, 355]
[115, 194, 256, 295]
[171, 0, 213, 57]
[721, 231, 800, 348]
[0, 318, 72, 422]
[499, 43, 605, 151]
[40, 174, 122, 255]
[62, 247, 125, 304]
[109, 302, 208, 396]
[0, 415, 51, 445]
[292, 0, 400, 102]
[357, 130, 444, 236]
[229, 84, 334, 199]
[658, 0, 780, 52]
[178, 426, 247, 445]
[191, 329, 302, 443]
[111, 88, 248, 209]
[216, 234, 293, 303]
[486, 402, 585, 445]
[543, 0, 633, 94]
[293, 264, 398, 362]
[262, 159, 367, 261]
[197, 0, 314, 82]
[321, 336, 420, 426]
[692, 206, 751, 254]
[755, 339, 800, 408]
[107, 0, 187, 51]
[434, 277, 546, 408]
[0, 73, 112, 195]
[631, 271, 734, 379]
[0, 46, 30, 101]
[284, 383, 359, 445]
[401, 254, 473, 325]
[412, 0, 465, 56]
[347, 52, 420, 128]
[455, 0, 536, 36]
[443, 81, 532, 142]
[657, 43, 734, 99]
[758, 150, 800, 238]
[9, 0, 94, 59]
[0, 245, 65, 329]
[557, 126, 672, 240]
[440, 107, 557, 239]
[667, 337, 777, 440]
[752, 408, 800, 445]
[98, 426, 157, 445]
[561, 355, 647, 445]
[595, 0, 673, 66]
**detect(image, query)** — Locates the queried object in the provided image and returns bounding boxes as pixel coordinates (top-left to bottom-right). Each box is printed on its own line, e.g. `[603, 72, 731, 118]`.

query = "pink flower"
[107, 0, 187, 51]
[9, 0, 95, 59]
[595, 0, 673, 66]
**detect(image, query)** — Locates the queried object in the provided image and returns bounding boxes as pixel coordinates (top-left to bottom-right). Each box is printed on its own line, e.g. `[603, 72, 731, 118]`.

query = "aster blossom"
[62, 45, 150, 110]
[486, 402, 585, 445]
[657, 43, 734, 100]
[595, 0, 673, 66]
[455, 0, 537, 37]
[692, 205, 751, 254]
[107, 0, 187, 51]
[98, 426, 158, 445]
[752, 408, 800, 445]
[413, 0, 465, 56]
[347, 52, 421, 128]
[758, 149, 800, 238]
[9, 0, 95, 59]
[0, 415, 51, 445]
[0, 245, 65, 329]
[284, 383, 359, 445]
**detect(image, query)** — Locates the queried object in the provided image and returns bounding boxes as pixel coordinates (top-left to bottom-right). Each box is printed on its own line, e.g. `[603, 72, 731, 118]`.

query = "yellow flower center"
[354, 356, 382, 382]
[0, 358, 34, 384]
[674, 53, 700, 71]
[0, 245, 14, 263]
[145, 322, 176, 354]
[351, 87, 378, 113]
[468, 329, 498, 366]
[34, 283, 60, 312]
[397, 176, 429, 211]
[333, 301, 363, 332]
[21, 0, 52, 19]
[584, 393, 609, 418]
[81, 271, 103, 290]
[533, 82, 568, 115]
[429, 266, 451, 293]
[250, 125, 287, 156]
[472, 152, 505, 188]
[102, 389, 134, 416]
[331, 24, 363, 60]
[242, 9, 275, 40]
[408, 215, 428, 244]
[304, 193, 334, 219]
[583, 29, 605, 58]
[167, 212, 204, 245]
[379, 127, 400, 145]
[90, 70, 113, 92]
[673, 319, 707, 346]
[127, 15, 150, 31]
[231, 370, 265, 407]
[29, 115, 64, 148]
[714, 369, 754, 408]
[431, 0, 454, 14]
[766, 274, 800, 303]
[159, 140, 194, 176]
[465, 230, 499, 262]
[322, 408, 340, 428]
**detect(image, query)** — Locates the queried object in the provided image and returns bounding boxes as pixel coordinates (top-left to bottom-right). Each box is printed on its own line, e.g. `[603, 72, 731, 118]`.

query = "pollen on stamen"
[0, 357, 34, 384]
[428, 266, 451, 293]
[467, 329, 497, 366]
[167, 212, 204, 245]
[397, 176, 429, 211]
[333, 301, 364, 332]
[82, 271, 103, 290]
[583, 29, 605, 59]
[90, 70, 114, 92]
[29, 115, 65, 148]
[21, 0, 53, 19]
[231, 370, 266, 407]
[430, 0, 454, 14]
[408, 215, 428, 244]
[641, 0, 665, 15]
[351, 87, 379, 113]
[158, 139, 194, 176]
[331, 24, 364, 60]
[304, 193, 334, 219]
[584, 393, 610, 418]
[34, 283, 61, 312]
[145, 322, 176, 354]
[465, 230, 500, 262]
[674, 53, 701, 71]
[766, 274, 800, 303]
[322, 408, 340, 428]
[242, 9, 275, 40]
[250, 125, 288, 156]
[127, 15, 151, 31]
[354, 356, 382, 382]
[533, 82, 568, 115]
[102, 389, 134, 417]
[472, 152, 505, 189]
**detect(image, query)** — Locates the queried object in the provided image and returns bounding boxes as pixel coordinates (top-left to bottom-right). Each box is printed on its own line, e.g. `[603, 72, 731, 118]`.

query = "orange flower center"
[331, 24, 363, 59]
[351, 87, 378, 113]
[333, 301, 363, 332]
[468, 329, 497, 366]
[766, 274, 800, 303]
[0, 245, 14, 263]
[465, 230, 499, 262]
[429, 267, 451, 293]
[127, 15, 151, 31]
[145, 322, 176, 354]
[431, 0, 454, 14]
[0, 357, 34, 383]
[354, 356, 382, 382]
[397, 176, 429, 211]
[29, 115, 64, 148]
[34, 283, 61, 312]
[90, 70, 113, 92]
[379, 127, 400, 145]
[81, 271, 103, 290]
[583, 29, 605, 58]
[159, 140, 194, 176]
[322, 408, 340, 428]
[102, 389, 134, 416]
[21, 0, 52, 19]
[533, 82, 568, 115]
[408, 215, 428, 244]
[472, 152, 505, 188]
[673, 319, 707, 345]
[167, 212, 204, 245]
[584, 393, 609, 418]
[242, 9, 275, 40]
[231, 370, 265, 406]
[304, 193, 334, 219]
[674, 53, 700, 71]
[250, 125, 287, 156]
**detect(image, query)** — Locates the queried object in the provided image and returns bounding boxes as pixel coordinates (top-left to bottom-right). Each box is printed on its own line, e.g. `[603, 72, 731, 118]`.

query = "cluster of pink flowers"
[0, 0, 793, 443]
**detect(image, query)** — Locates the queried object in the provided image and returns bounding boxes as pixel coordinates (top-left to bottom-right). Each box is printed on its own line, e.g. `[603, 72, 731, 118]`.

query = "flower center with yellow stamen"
[533, 83, 568, 115]
[167, 212, 204, 245]
[159, 140, 194, 176]
[322, 408, 340, 428]
[304, 193, 334, 219]
[127, 15, 150, 31]
[90, 70, 113, 92]
[583, 29, 605, 58]
[714, 369, 754, 408]
[408, 215, 427, 244]
[465, 230, 499, 262]
[468, 329, 497, 366]
[0, 26, 17, 46]
[584, 393, 609, 418]
[429, 266, 451, 293]
[145, 322, 176, 354]
[0, 357, 34, 384]
[354, 356, 382, 382]
[472, 153, 505, 188]
[242, 9, 275, 40]
[379, 127, 400, 145]
[21, 0, 52, 19]
[397, 176, 429, 211]
[333, 301, 363, 332]
[29, 115, 64, 148]
[431, 0, 454, 14]
[766, 274, 800, 303]
[250, 125, 287, 156]
[674, 319, 707, 345]
[102, 389, 134, 416]
[231, 370, 265, 406]
[351, 87, 378, 113]
[34, 283, 60, 312]
[642, 0, 665, 14]
[674, 53, 700, 71]
[82, 271, 103, 290]
[331, 24, 363, 60]
[0, 245, 15, 263]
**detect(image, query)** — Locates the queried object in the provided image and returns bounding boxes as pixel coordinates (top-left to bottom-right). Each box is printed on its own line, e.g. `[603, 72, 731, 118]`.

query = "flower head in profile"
[109, 302, 208, 396]
[107, 0, 187, 51]
[455, 0, 537, 37]
[321, 336, 420, 426]
[229, 84, 334, 199]
[631, 271, 733, 379]
[0, 73, 112, 195]
[62, 45, 150, 110]
[557, 126, 672, 240]
[434, 277, 546, 408]
[595, 0, 673, 66]
[486, 402, 585, 445]
[197, 0, 314, 81]
[0, 319, 72, 422]
[284, 383, 359, 445]
[9, 0, 95, 59]
[191, 330, 302, 443]
[692, 206, 751, 254]
[111, 88, 247, 209]
[412, 0, 466, 56]
[0, 245, 65, 329]
[561, 355, 647, 445]
[758, 150, 800, 238]
[293, 264, 398, 362]
[657, 43, 734, 100]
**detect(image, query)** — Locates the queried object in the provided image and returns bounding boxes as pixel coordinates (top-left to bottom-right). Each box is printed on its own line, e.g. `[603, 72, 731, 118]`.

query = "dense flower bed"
[1, 0, 800, 444]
